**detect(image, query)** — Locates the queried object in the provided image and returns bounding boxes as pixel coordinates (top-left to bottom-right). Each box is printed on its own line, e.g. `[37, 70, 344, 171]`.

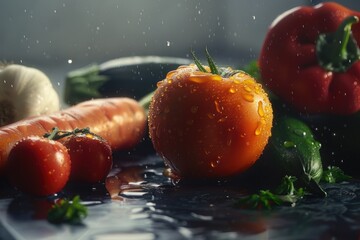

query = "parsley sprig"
[47, 195, 88, 224]
[236, 176, 305, 210]
[321, 166, 352, 183]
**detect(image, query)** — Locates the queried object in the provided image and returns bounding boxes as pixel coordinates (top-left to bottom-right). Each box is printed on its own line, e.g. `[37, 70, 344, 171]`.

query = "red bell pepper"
[259, 2, 360, 115]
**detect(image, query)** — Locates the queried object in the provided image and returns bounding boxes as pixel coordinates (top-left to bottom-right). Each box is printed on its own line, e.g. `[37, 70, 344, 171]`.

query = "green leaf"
[191, 51, 207, 73]
[64, 64, 108, 105]
[321, 166, 352, 183]
[205, 48, 219, 74]
[243, 60, 261, 81]
[237, 190, 283, 210]
[236, 176, 305, 210]
[275, 175, 297, 196]
[48, 195, 88, 224]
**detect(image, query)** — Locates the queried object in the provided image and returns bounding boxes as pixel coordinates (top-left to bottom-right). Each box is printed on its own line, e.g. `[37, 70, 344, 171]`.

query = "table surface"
[1, 148, 360, 240]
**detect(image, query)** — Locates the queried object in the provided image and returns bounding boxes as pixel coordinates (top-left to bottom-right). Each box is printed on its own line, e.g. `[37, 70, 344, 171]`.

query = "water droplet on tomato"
[217, 117, 226, 123]
[257, 101, 264, 117]
[255, 118, 266, 136]
[229, 87, 236, 93]
[188, 77, 207, 83]
[156, 81, 164, 88]
[210, 160, 220, 168]
[214, 100, 222, 113]
[166, 70, 177, 79]
[243, 85, 252, 92]
[207, 113, 215, 119]
[242, 93, 254, 102]
[211, 75, 222, 81]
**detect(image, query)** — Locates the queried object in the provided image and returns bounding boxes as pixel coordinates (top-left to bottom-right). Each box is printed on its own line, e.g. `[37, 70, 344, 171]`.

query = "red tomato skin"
[6, 136, 71, 197]
[148, 65, 273, 180]
[63, 135, 113, 183]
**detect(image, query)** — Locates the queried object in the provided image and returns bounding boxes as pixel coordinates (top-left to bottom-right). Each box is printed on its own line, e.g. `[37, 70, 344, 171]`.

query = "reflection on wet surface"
[1, 151, 360, 240]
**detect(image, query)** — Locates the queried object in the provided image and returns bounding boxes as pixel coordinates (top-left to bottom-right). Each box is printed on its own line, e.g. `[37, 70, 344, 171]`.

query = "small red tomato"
[63, 134, 113, 183]
[6, 136, 71, 197]
[148, 64, 273, 180]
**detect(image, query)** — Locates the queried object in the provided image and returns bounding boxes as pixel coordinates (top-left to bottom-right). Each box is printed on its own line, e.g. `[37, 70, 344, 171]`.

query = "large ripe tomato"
[63, 134, 113, 183]
[6, 136, 71, 196]
[148, 64, 273, 180]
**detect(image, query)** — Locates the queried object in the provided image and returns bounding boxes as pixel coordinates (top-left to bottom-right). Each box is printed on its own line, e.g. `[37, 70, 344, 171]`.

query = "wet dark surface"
[1, 145, 360, 240]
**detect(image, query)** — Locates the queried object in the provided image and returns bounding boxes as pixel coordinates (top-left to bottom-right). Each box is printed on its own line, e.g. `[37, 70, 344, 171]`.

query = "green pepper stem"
[334, 16, 358, 61]
[316, 16, 360, 72]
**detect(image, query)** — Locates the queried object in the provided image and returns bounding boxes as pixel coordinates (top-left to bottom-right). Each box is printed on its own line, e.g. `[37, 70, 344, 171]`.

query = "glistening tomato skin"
[63, 135, 113, 183]
[148, 65, 273, 180]
[6, 136, 71, 197]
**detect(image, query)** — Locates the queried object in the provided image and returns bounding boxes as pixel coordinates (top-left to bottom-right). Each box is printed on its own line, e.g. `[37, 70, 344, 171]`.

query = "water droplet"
[211, 75, 222, 81]
[210, 160, 220, 168]
[293, 129, 307, 137]
[243, 85, 252, 92]
[284, 141, 296, 148]
[242, 93, 254, 102]
[156, 80, 164, 87]
[258, 101, 265, 117]
[255, 119, 265, 136]
[217, 117, 226, 123]
[214, 100, 222, 113]
[189, 76, 207, 83]
[166, 70, 177, 79]
[207, 113, 215, 119]
[229, 87, 236, 93]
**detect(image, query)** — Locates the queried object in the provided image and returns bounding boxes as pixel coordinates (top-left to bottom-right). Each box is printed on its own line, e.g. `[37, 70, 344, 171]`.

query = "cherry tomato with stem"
[60, 129, 113, 184]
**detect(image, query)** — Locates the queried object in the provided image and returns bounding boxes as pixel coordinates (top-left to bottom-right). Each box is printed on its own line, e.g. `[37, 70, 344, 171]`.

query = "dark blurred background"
[0, 0, 359, 105]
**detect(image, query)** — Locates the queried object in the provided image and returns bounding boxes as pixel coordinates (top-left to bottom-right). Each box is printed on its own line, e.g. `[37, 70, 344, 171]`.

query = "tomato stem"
[205, 48, 219, 74]
[191, 50, 207, 72]
[44, 127, 103, 141]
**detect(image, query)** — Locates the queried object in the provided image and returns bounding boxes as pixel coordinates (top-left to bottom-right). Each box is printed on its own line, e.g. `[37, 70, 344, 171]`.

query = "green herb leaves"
[236, 176, 305, 210]
[321, 166, 352, 183]
[48, 195, 88, 225]
[191, 49, 219, 74]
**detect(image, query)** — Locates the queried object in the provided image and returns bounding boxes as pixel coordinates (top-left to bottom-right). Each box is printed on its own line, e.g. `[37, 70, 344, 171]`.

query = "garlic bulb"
[0, 64, 60, 126]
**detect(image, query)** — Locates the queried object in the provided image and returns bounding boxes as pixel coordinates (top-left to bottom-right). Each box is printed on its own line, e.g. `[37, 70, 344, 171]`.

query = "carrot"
[0, 97, 147, 175]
